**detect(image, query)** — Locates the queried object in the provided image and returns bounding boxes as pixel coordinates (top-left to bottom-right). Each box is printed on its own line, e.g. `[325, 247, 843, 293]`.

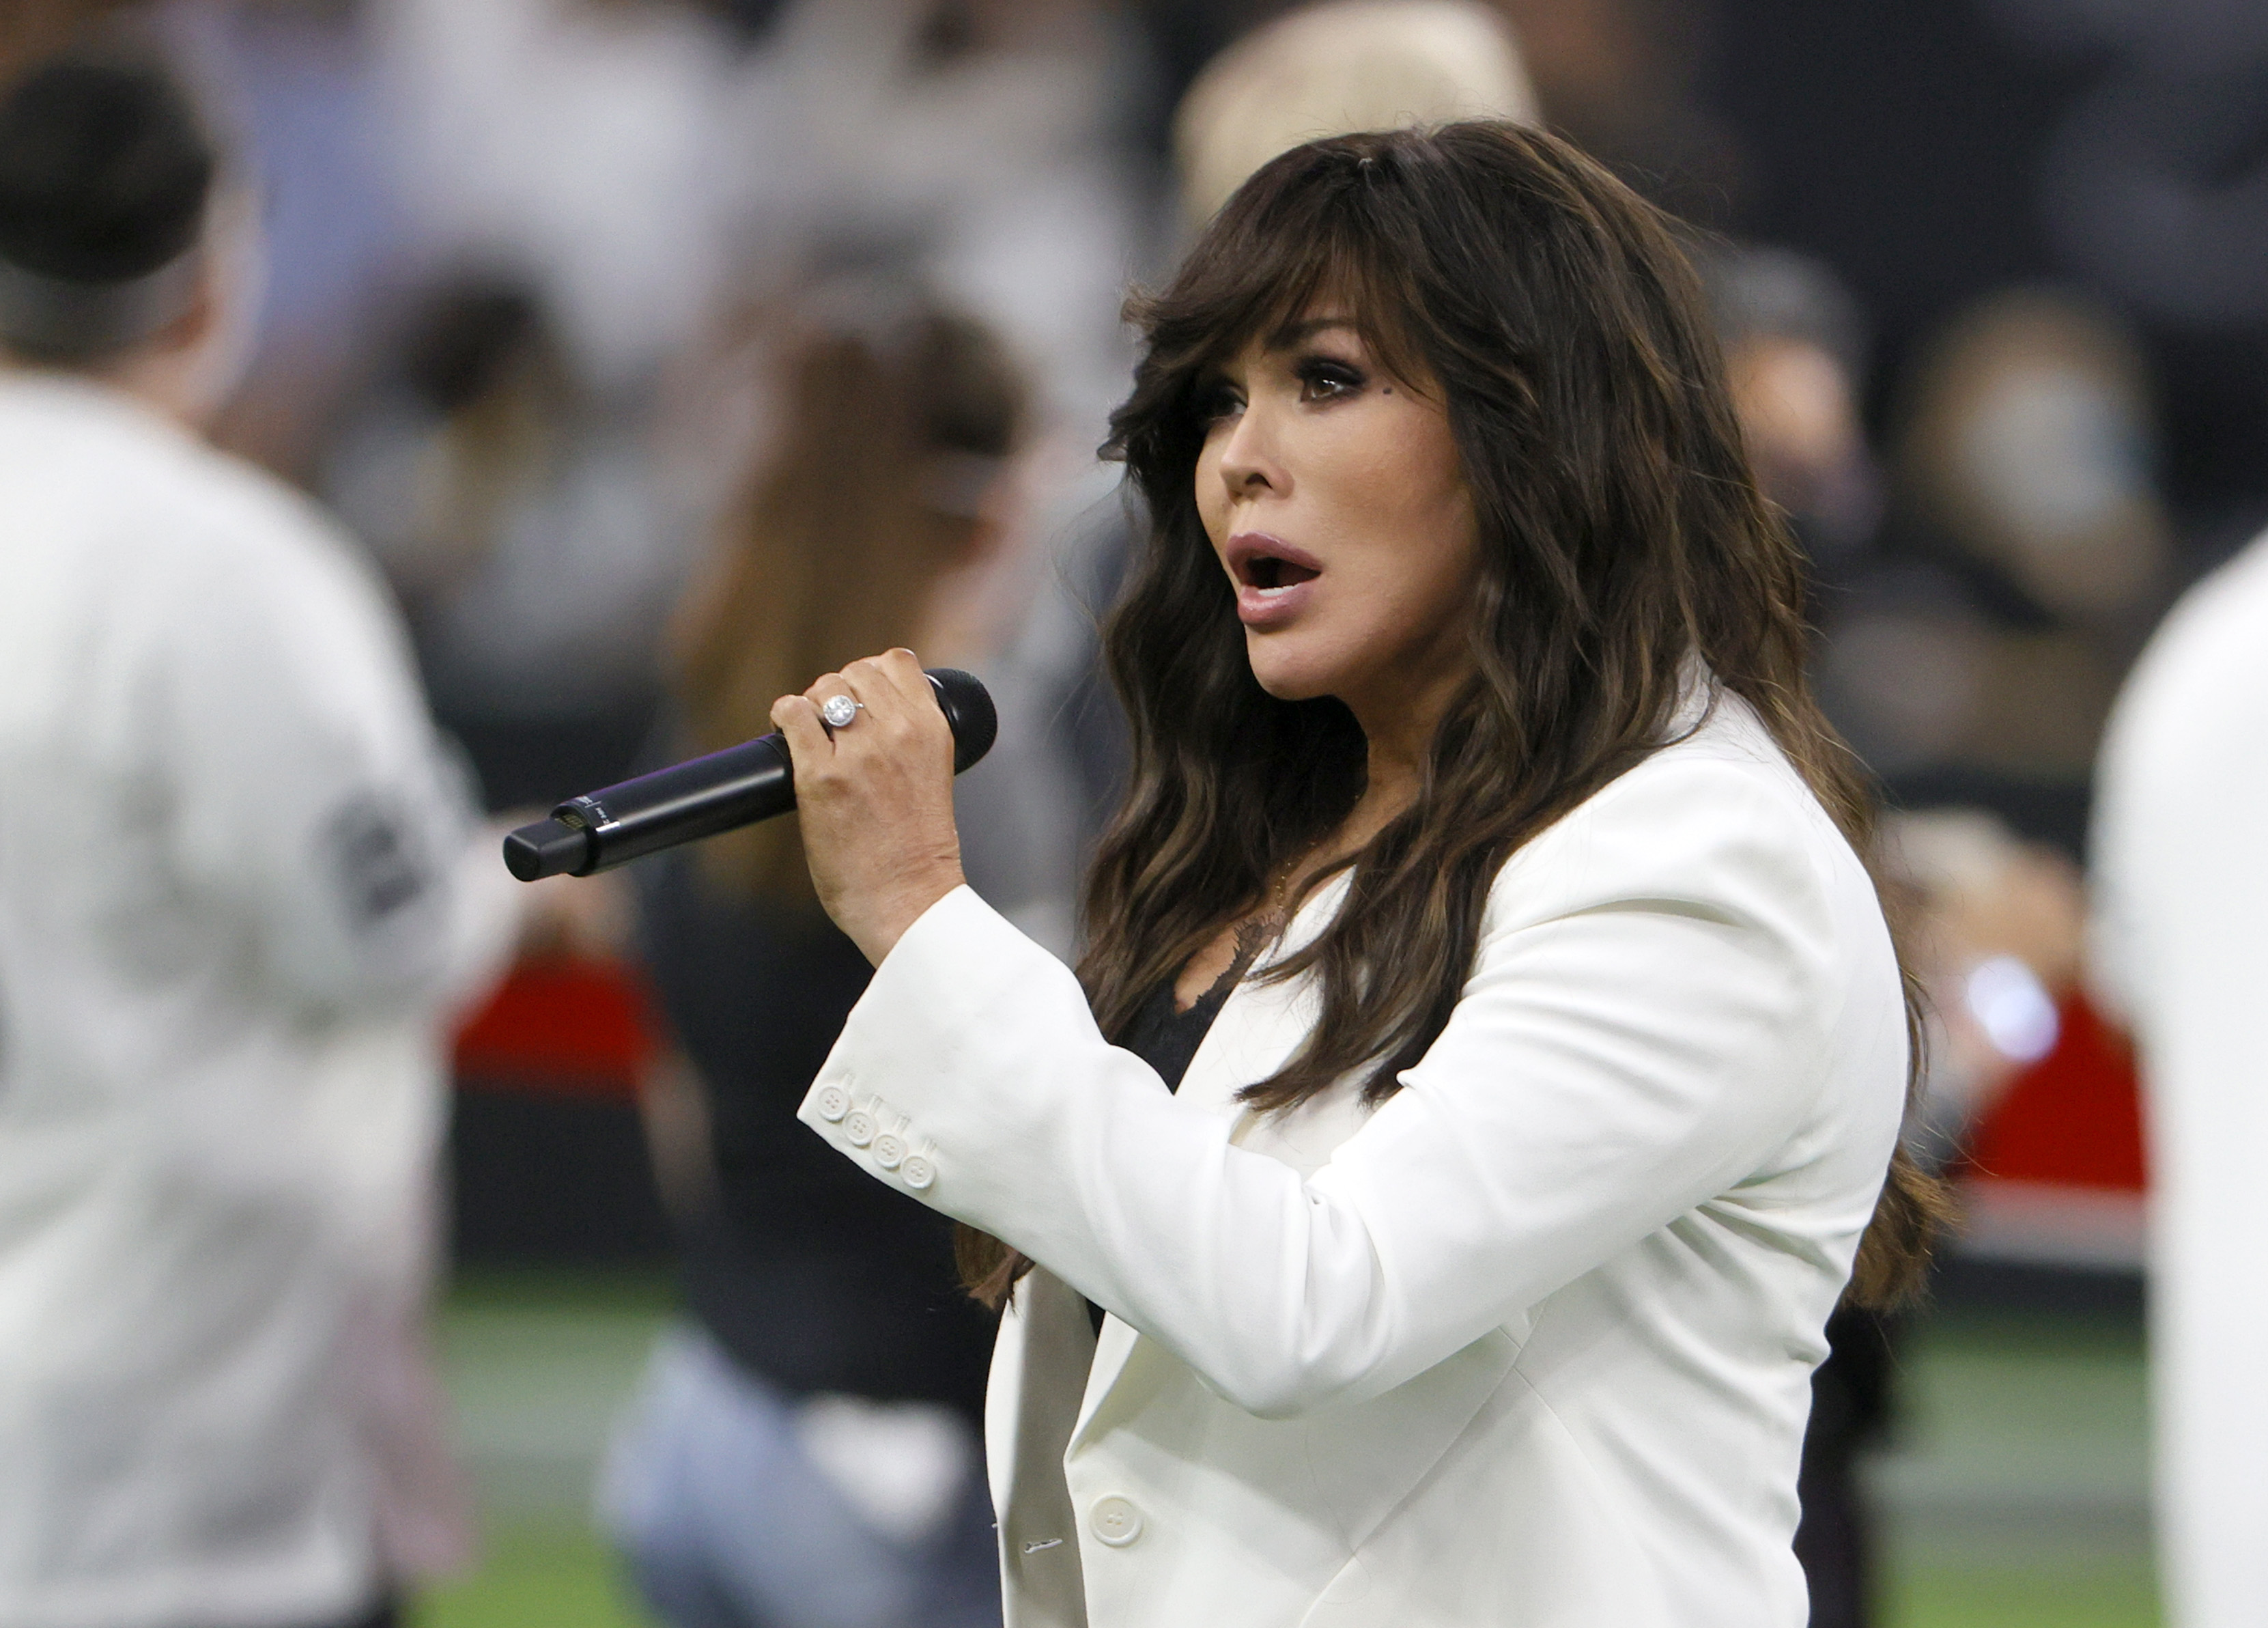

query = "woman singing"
[767, 124, 1940, 1627]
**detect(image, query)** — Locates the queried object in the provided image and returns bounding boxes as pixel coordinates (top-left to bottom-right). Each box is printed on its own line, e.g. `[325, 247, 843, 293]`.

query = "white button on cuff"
[1090, 1496, 1144, 1547]
[814, 1086, 850, 1123]
[900, 1154, 935, 1191]
[842, 1111, 875, 1148]
[872, 1133, 906, 1170]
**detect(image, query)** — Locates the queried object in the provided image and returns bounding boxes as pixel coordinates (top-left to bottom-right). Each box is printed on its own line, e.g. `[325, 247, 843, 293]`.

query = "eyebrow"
[1264, 315, 1360, 350]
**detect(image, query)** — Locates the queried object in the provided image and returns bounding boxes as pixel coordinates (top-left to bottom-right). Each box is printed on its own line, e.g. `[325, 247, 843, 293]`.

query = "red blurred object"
[1966, 990, 2147, 1191]
[451, 957, 660, 1099]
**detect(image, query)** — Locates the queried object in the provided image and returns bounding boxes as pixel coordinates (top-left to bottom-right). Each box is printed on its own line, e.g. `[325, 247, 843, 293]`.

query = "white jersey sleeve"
[143, 482, 518, 1018]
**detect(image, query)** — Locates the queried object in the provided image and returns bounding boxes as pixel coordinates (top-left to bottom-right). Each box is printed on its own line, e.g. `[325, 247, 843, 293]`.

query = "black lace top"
[1086, 942, 1258, 1336]
[1117, 957, 1245, 1095]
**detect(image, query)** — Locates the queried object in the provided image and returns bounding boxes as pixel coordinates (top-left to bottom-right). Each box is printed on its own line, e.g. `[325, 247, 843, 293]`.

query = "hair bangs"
[1108, 139, 1432, 478]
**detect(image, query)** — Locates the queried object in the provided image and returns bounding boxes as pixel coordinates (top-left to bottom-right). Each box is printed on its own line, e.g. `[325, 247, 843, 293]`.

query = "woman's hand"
[771, 648, 967, 965]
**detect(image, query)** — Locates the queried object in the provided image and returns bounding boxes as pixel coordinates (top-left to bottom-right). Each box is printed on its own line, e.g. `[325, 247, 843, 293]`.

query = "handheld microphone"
[502, 668, 997, 881]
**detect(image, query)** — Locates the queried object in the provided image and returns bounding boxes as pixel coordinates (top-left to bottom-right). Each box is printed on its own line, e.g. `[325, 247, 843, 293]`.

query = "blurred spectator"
[1817, 290, 2170, 852]
[788, 0, 1146, 433]
[158, 0, 421, 486]
[1490, 0, 1746, 223]
[1171, 0, 1537, 231]
[1700, 253, 2099, 1095]
[372, 0, 1142, 429]
[1901, 292, 2168, 638]
[2090, 529, 2268, 1628]
[0, 49, 528, 1628]
[373, 0, 752, 397]
[1702, 244, 1880, 580]
[326, 275, 693, 810]
[1892, 808, 2088, 1149]
[596, 280, 1071, 1628]
[1135, 0, 1741, 223]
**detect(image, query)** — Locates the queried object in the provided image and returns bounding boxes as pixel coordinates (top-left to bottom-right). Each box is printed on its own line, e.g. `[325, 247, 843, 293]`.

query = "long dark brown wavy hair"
[959, 122, 1950, 1312]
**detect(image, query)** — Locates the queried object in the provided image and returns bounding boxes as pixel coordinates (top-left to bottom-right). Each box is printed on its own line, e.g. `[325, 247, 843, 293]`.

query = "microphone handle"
[504, 734, 794, 881]
[502, 668, 996, 882]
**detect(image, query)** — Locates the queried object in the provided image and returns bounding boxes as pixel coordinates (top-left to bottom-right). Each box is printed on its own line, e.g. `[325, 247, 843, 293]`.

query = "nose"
[1214, 397, 1286, 504]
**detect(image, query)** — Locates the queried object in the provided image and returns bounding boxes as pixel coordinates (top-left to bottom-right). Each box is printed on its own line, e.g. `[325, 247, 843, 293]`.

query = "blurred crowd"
[2, 2, 2265, 1627]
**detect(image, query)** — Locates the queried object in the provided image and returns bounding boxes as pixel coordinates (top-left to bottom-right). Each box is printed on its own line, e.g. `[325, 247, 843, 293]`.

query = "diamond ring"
[820, 694, 864, 730]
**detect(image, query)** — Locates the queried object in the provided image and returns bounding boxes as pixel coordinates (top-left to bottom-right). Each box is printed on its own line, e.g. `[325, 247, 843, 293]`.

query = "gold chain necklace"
[1251, 836, 1326, 942]
[1206, 838, 1331, 1000]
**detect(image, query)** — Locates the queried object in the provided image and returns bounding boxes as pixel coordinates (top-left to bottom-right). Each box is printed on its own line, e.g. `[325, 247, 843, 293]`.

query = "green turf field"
[412, 1272, 668, 1628]
[413, 1272, 2160, 1627]
[1875, 1302, 2158, 1627]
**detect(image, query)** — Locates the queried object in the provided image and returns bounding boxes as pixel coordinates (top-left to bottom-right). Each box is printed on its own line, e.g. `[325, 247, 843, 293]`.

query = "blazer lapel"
[989, 1269, 1096, 1625]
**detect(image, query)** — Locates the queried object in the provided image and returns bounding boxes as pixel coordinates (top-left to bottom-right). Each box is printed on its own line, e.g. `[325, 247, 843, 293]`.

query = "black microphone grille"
[926, 668, 997, 773]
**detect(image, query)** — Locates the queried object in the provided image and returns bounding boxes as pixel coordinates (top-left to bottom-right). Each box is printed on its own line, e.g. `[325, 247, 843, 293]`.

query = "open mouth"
[1227, 532, 1325, 592]
[1243, 554, 1321, 590]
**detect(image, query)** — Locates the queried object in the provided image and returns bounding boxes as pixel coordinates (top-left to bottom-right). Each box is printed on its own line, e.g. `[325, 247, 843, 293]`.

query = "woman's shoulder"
[1484, 687, 1869, 938]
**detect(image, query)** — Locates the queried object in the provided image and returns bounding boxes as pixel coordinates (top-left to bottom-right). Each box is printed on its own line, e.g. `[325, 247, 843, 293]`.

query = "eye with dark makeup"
[1294, 354, 1365, 403]
[1193, 374, 1245, 426]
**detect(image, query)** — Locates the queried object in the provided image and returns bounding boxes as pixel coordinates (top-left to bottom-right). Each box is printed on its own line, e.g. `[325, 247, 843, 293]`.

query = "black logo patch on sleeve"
[322, 792, 431, 931]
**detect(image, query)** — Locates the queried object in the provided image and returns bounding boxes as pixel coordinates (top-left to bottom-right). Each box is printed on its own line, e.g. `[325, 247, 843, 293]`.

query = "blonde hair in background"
[665, 290, 1026, 902]
[1173, 0, 1540, 231]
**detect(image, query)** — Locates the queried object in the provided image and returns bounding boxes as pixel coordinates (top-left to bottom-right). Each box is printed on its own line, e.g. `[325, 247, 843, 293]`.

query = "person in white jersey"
[2092, 531, 2268, 1628]
[0, 50, 521, 1628]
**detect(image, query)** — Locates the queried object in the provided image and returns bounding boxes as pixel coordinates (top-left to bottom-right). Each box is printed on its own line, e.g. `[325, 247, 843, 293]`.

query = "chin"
[1242, 635, 1342, 702]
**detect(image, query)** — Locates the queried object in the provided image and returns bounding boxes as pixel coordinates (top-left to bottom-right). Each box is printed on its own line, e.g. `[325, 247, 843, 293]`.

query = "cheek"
[1193, 443, 1229, 544]
[1420, 488, 1482, 604]
[1337, 417, 1478, 615]
[1370, 522, 1480, 655]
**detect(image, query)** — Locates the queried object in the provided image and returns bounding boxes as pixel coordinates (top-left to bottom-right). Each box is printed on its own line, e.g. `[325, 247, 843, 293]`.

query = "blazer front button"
[872, 1133, 906, 1170]
[900, 1155, 935, 1190]
[1090, 1495, 1144, 1547]
[814, 1086, 850, 1123]
[842, 1110, 876, 1147]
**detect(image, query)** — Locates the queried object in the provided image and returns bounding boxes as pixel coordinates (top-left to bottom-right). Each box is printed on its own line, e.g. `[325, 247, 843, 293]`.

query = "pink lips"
[1225, 532, 1324, 629]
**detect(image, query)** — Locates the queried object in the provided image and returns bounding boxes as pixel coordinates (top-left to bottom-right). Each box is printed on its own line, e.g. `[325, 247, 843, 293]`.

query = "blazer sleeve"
[798, 753, 1865, 1418]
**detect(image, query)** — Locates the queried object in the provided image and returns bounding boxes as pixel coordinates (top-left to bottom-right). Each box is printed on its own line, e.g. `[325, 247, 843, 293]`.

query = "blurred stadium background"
[15, 0, 2268, 1622]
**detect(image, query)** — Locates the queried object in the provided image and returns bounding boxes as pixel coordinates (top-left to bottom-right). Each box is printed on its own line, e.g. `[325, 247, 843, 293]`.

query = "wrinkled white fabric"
[800, 692, 1907, 1627]
[0, 373, 515, 1628]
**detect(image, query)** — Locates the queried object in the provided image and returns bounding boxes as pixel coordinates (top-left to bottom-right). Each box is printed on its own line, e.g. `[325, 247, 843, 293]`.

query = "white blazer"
[799, 688, 1906, 1627]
